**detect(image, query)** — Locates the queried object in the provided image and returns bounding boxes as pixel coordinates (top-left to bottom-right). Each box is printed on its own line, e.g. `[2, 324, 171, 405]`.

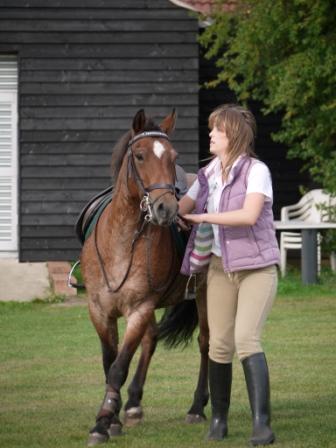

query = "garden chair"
[280, 189, 333, 277]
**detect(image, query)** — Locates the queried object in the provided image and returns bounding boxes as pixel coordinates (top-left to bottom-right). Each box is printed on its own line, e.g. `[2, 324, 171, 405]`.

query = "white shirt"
[187, 157, 273, 256]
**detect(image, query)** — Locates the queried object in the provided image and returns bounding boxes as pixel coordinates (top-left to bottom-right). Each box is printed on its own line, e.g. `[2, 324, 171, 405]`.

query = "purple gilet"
[181, 156, 280, 275]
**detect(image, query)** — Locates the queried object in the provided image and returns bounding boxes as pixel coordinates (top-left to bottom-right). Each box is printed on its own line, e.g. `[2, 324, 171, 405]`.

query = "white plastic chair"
[280, 189, 333, 277]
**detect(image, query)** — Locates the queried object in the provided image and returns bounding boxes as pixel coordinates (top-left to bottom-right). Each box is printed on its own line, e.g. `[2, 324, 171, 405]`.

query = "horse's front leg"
[88, 306, 122, 446]
[186, 274, 210, 423]
[124, 315, 158, 427]
[88, 303, 155, 447]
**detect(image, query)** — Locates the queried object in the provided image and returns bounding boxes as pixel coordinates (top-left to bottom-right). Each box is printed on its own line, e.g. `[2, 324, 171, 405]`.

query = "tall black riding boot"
[207, 359, 232, 441]
[242, 353, 275, 446]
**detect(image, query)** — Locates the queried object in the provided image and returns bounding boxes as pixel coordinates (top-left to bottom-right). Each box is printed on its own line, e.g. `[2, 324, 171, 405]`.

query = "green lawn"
[0, 276, 336, 448]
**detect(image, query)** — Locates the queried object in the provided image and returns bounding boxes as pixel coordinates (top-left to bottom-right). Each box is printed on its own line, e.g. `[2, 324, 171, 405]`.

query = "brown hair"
[208, 104, 257, 179]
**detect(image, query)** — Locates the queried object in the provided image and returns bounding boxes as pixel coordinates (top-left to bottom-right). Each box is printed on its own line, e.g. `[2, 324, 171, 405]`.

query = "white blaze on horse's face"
[153, 140, 166, 159]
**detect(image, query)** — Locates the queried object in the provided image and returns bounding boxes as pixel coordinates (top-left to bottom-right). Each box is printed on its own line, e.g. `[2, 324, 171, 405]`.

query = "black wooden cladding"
[0, 0, 199, 261]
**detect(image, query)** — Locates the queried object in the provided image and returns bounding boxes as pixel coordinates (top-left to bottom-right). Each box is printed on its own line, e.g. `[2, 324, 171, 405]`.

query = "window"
[0, 56, 18, 255]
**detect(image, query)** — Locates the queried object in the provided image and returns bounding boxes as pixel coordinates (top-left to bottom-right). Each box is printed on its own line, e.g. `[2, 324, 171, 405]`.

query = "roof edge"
[169, 0, 237, 15]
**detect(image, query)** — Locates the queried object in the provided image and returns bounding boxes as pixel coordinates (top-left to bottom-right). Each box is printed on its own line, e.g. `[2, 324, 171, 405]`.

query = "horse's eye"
[135, 153, 144, 162]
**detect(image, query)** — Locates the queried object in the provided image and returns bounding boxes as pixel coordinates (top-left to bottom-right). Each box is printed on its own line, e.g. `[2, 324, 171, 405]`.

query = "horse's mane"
[111, 118, 162, 185]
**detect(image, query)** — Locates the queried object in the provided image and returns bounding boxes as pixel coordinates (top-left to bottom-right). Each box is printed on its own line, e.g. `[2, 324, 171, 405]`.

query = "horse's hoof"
[108, 423, 123, 437]
[87, 432, 109, 446]
[124, 406, 144, 427]
[185, 413, 207, 424]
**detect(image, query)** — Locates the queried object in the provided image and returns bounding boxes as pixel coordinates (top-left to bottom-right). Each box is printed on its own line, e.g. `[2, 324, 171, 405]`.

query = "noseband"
[127, 131, 176, 222]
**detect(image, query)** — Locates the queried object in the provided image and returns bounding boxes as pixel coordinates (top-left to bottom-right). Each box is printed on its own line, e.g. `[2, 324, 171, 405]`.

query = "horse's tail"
[157, 300, 198, 349]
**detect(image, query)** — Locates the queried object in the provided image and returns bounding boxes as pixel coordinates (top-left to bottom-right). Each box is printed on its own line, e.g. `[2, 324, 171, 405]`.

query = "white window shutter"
[0, 57, 18, 253]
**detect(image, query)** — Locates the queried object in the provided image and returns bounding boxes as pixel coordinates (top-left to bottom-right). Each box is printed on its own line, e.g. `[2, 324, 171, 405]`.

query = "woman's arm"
[178, 194, 196, 215]
[183, 193, 265, 226]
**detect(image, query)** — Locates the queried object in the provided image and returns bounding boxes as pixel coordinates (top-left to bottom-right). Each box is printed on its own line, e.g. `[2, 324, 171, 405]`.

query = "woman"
[179, 104, 280, 445]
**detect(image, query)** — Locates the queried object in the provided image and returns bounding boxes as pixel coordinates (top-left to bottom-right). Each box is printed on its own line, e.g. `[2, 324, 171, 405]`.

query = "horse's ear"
[132, 109, 146, 134]
[160, 109, 177, 135]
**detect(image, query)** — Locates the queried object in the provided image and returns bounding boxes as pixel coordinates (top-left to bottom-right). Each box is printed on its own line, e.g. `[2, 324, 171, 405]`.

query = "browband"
[127, 131, 170, 148]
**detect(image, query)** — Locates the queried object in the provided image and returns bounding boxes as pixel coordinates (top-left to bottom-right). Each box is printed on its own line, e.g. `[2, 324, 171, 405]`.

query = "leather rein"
[94, 130, 178, 294]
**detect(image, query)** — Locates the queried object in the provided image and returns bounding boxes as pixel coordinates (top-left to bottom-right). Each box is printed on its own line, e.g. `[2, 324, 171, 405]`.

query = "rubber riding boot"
[242, 353, 275, 446]
[207, 359, 232, 441]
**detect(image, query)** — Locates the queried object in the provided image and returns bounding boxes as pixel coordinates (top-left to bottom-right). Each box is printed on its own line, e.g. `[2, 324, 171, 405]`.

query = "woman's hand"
[182, 213, 206, 224]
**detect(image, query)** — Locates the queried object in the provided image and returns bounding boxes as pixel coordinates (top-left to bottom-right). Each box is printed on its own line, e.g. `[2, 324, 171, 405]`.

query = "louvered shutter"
[0, 57, 18, 253]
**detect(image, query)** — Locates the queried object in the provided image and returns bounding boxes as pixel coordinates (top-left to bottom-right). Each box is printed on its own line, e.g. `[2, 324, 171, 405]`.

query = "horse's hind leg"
[186, 274, 210, 423]
[124, 315, 158, 427]
[89, 303, 155, 446]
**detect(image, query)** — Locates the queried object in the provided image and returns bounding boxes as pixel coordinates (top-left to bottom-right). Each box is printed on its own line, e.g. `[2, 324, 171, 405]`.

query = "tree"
[200, 0, 336, 194]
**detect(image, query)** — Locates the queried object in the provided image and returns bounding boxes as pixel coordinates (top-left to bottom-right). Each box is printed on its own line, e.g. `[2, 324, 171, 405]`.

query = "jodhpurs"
[207, 256, 278, 363]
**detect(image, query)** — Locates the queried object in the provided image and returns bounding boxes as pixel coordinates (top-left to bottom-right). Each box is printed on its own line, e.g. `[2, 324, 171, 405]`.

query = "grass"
[277, 266, 336, 298]
[0, 272, 336, 448]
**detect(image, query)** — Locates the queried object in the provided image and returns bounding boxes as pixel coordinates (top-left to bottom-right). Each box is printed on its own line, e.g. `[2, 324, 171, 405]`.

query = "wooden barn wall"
[199, 47, 311, 219]
[0, 0, 199, 261]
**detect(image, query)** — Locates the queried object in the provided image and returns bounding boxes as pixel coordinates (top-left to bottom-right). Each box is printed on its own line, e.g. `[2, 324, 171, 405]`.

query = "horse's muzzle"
[152, 199, 178, 226]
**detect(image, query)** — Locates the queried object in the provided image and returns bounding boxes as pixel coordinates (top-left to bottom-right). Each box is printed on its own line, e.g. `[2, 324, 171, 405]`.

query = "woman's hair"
[208, 104, 257, 178]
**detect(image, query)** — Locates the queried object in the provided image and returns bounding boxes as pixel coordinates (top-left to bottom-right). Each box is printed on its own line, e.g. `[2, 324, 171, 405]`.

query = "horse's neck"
[107, 179, 141, 237]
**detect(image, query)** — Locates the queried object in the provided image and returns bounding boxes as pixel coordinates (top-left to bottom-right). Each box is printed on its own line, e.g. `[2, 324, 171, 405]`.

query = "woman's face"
[209, 125, 230, 157]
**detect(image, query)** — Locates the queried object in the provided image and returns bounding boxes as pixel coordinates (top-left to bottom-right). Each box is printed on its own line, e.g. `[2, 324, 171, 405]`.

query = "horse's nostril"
[157, 202, 167, 217]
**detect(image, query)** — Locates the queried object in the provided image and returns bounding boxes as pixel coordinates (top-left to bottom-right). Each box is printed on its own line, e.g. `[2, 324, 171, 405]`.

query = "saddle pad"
[75, 186, 113, 244]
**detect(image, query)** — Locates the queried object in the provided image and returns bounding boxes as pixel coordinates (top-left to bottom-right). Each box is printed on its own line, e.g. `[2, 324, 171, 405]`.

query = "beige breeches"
[207, 256, 278, 363]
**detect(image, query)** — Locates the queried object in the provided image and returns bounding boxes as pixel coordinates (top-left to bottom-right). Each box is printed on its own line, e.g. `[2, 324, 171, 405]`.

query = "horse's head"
[125, 109, 179, 226]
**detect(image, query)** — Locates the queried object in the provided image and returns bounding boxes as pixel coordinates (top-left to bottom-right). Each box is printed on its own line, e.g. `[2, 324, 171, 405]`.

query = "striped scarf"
[189, 222, 214, 272]
[189, 157, 219, 273]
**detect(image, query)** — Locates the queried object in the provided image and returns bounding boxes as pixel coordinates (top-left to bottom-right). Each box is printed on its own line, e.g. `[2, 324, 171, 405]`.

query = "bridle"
[94, 130, 178, 294]
[127, 130, 176, 223]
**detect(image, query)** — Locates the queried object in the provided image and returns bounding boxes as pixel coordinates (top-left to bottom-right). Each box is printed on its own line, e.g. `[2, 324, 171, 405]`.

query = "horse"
[80, 109, 209, 446]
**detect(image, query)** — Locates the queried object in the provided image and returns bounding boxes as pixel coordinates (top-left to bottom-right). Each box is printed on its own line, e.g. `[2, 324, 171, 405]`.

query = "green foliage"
[322, 228, 336, 254]
[200, 0, 336, 193]
[310, 200, 336, 254]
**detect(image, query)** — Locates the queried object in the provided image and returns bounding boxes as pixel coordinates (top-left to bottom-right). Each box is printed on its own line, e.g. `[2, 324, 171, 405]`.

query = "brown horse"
[80, 109, 209, 446]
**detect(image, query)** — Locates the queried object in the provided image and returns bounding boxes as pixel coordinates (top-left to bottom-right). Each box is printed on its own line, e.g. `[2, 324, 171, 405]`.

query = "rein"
[94, 130, 178, 294]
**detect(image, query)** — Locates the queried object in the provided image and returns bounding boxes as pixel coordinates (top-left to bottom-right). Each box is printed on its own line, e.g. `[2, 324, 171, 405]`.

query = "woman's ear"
[132, 109, 146, 134]
[159, 109, 177, 135]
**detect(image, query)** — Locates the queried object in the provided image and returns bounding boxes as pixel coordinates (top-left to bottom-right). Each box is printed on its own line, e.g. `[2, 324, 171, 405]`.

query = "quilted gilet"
[181, 156, 280, 275]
